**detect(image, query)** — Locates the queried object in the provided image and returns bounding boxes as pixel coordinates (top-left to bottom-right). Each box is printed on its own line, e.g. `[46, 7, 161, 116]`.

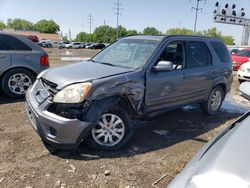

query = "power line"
[113, 0, 122, 39]
[191, 0, 206, 35]
[87, 12, 94, 42]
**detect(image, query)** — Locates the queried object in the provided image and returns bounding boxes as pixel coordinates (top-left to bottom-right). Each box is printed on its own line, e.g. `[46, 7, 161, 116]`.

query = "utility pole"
[191, 0, 205, 35]
[113, 0, 122, 39]
[68, 28, 71, 42]
[87, 13, 94, 42]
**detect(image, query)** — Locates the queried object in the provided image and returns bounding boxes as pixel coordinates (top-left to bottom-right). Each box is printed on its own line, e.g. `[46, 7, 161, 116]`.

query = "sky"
[0, 0, 249, 44]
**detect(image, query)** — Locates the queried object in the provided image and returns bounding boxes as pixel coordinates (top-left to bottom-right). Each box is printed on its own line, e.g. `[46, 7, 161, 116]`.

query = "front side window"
[158, 41, 185, 70]
[187, 41, 211, 68]
[92, 39, 160, 69]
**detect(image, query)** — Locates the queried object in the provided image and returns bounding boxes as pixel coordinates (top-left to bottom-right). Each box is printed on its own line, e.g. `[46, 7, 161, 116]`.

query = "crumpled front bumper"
[25, 79, 92, 149]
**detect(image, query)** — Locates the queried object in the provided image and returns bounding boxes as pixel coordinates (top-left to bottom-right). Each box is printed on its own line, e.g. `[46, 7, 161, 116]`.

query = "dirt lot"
[0, 49, 249, 188]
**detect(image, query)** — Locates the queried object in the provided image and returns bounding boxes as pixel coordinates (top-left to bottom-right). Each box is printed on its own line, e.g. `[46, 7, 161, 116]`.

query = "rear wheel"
[87, 107, 134, 150]
[201, 86, 224, 115]
[1, 68, 35, 98]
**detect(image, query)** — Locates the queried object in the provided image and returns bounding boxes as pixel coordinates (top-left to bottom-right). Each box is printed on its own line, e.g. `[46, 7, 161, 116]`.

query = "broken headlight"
[53, 82, 91, 103]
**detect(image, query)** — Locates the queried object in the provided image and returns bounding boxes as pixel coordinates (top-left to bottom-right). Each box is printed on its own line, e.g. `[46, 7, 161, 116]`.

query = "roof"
[124, 34, 222, 42]
[124, 35, 166, 41]
[2, 29, 63, 41]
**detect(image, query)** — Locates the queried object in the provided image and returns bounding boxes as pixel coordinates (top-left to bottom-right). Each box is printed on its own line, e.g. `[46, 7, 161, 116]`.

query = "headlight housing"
[53, 82, 91, 103]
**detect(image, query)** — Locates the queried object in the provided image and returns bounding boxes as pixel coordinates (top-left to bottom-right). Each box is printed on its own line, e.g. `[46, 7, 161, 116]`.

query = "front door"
[145, 40, 190, 112]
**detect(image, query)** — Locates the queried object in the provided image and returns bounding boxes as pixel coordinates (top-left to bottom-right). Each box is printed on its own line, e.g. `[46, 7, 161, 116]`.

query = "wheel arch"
[76, 95, 136, 148]
[0, 66, 37, 86]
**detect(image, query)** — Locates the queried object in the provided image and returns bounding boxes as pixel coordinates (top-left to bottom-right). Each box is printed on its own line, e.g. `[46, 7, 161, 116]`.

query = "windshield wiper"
[90, 59, 115, 66]
[100, 62, 116, 67]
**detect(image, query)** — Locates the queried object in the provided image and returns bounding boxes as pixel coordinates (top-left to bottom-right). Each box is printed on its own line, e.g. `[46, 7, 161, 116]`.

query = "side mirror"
[239, 82, 250, 101]
[154, 61, 173, 72]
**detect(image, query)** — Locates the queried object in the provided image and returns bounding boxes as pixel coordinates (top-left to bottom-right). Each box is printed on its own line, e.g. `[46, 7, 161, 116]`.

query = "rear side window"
[0, 35, 31, 51]
[211, 42, 231, 63]
[187, 41, 211, 68]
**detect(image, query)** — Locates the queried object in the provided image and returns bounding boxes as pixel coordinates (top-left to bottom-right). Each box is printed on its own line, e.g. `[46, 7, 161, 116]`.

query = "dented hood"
[41, 61, 133, 89]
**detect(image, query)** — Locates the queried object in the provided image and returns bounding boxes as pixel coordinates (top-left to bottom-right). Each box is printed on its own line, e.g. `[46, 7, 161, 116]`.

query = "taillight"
[40, 55, 49, 67]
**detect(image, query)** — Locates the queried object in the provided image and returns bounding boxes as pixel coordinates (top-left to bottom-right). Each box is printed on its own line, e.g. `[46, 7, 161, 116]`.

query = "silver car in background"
[168, 82, 250, 188]
[65, 42, 84, 49]
[0, 32, 49, 98]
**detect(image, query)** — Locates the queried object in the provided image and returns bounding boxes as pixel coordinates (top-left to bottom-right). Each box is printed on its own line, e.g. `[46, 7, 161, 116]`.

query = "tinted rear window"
[187, 41, 212, 68]
[210, 42, 231, 63]
[0, 35, 31, 51]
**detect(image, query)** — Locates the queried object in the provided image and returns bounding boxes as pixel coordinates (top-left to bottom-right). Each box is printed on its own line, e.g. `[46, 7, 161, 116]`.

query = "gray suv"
[25, 35, 232, 150]
[0, 32, 49, 98]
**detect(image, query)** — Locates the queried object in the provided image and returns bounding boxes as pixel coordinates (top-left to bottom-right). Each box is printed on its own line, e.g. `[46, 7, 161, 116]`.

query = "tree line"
[0, 18, 60, 34]
[75, 26, 234, 45]
[0, 18, 234, 45]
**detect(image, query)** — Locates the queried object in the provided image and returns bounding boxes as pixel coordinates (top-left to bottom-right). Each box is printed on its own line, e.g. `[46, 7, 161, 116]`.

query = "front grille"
[41, 78, 58, 97]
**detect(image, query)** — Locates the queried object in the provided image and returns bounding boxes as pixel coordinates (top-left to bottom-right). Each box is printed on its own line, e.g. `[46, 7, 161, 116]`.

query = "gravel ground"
[0, 48, 249, 188]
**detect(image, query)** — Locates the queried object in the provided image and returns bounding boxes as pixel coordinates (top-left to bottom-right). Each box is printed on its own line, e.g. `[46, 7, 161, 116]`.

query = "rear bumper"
[25, 82, 92, 149]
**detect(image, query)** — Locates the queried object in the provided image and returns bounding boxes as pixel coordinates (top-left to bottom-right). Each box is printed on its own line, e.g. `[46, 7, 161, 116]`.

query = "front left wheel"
[87, 107, 134, 150]
[1, 68, 35, 98]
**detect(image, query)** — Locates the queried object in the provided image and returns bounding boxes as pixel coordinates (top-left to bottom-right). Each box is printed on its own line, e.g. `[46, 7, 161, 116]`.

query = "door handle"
[0, 55, 6, 58]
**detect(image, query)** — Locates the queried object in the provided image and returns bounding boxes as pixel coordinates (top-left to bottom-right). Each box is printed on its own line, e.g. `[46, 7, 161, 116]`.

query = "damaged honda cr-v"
[25, 35, 232, 150]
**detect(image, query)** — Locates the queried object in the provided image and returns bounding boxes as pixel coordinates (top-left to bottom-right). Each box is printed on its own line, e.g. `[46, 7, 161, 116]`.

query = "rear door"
[184, 40, 214, 101]
[1, 34, 33, 69]
[0, 35, 11, 73]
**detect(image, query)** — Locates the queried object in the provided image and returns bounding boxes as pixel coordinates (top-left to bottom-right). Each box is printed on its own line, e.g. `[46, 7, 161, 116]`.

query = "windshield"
[92, 38, 160, 69]
[236, 50, 250, 57]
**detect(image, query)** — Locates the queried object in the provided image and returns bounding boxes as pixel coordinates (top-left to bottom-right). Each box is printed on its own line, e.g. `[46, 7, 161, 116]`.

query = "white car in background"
[65, 42, 84, 49]
[237, 61, 250, 83]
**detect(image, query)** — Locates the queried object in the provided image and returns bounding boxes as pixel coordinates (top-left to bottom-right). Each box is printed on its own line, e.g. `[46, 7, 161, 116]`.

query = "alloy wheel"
[92, 113, 125, 147]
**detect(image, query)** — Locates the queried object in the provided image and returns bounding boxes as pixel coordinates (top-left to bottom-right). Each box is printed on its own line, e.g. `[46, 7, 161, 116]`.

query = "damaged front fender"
[82, 71, 146, 122]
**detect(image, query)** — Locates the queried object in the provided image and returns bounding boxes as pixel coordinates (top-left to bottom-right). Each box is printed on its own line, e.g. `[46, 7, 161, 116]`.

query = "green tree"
[7, 18, 35, 30]
[0, 21, 6, 30]
[93, 25, 115, 43]
[126, 30, 138, 36]
[221, 36, 234, 45]
[202, 27, 234, 45]
[202, 27, 221, 37]
[118, 25, 127, 37]
[75, 32, 90, 42]
[166, 28, 193, 35]
[143, 27, 161, 35]
[34, 19, 60, 33]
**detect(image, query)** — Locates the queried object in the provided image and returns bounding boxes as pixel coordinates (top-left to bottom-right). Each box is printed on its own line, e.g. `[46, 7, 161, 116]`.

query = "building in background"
[3, 29, 63, 41]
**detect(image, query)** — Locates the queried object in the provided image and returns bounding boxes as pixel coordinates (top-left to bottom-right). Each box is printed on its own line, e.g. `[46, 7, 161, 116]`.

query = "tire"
[87, 107, 134, 150]
[201, 86, 224, 115]
[1, 68, 35, 98]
